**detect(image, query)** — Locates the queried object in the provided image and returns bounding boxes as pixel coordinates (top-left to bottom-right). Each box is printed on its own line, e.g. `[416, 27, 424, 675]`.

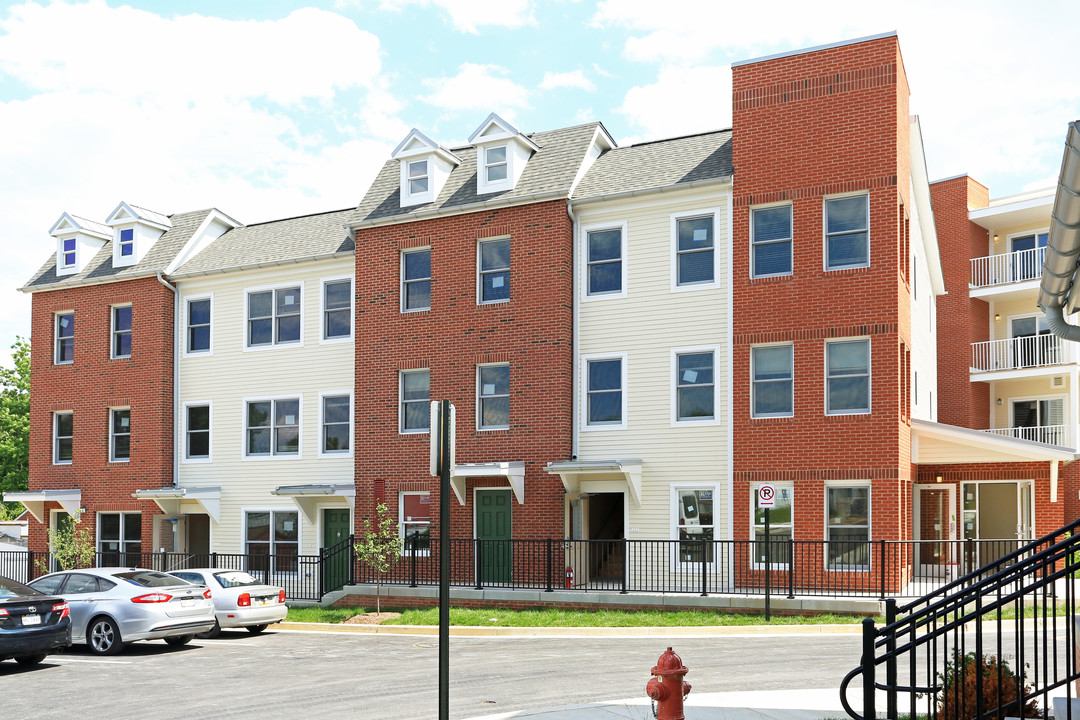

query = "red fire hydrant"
[645, 647, 692, 720]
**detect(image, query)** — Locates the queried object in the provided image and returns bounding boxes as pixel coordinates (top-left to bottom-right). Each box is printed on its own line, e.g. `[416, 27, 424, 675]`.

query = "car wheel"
[246, 624, 269, 634]
[14, 653, 47, 666]
[164, 635, 193, 647]
[195, 620, 221, 639]
[87, 616, 123, 656]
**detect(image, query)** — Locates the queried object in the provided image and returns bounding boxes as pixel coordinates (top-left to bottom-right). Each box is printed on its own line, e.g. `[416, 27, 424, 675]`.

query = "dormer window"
[485, 146, 508, 183]
[106, 202, 171, 268]
[62, 239, 76, 268]
[408, 160, 429, 195]
[119, 228, 134, 258]
[49, 212, 109, 276]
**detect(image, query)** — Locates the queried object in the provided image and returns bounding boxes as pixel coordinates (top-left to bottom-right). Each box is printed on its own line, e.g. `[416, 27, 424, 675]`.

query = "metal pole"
[438, 400, 451, 720]
[765, 507, 771, 621]
[862, 617, 877, 720]
[545, 538, 553, 593]
[885, 598, 897, 719]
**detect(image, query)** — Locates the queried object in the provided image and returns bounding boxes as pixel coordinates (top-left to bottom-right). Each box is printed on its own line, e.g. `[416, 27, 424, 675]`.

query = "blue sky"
[0, 0, 1077, 369]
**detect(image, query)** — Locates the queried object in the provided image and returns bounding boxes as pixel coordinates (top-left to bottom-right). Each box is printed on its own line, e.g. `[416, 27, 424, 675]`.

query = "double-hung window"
[118, 228, 134, 258]
[246, 398, 300, 456]
[111, 306, 131, 359]
[248, 287, 301, 346]
[323, 279, 351, 340]
[186, 298, 211, 353]
[400, 369, 430, 433]
[751, 205, 792, 277]
[827, 485, 870, 568]
[675, 214, 714, 286]
[246, 510, 299, 573]
[61, 238, 76, 268]
[55, 313, 74, 364]
[110, 408, 130, 462]
[675, 351, 714, 421]
[54, 411, 73, 464]
[185, 404, 210, 460]
[400, 492, 431, 554]
[753, 483, 793, 566]
[478, 238, 510, 303]
[586, 226, 624, 296]
[402, 249, 431, 311]
[825, 194, 869, 270]
[408, 160, 429, 195]
[478, 364, 509, 430]
[585, 356, 625, 428]
[98, 512, 141, 565]
[751, 345, 794, 417]
[321, 394, 351, 453]
[675, 488, 714, 564]
[485, 146, 508, 182]
[826, 339, 870, 414]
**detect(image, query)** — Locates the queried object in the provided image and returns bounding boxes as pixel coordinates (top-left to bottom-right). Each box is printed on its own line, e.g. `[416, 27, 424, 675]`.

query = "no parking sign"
[758, 483, 776, 508]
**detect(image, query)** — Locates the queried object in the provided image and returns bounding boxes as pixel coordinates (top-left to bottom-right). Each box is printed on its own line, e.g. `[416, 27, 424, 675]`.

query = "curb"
[277, 621, 866, 638]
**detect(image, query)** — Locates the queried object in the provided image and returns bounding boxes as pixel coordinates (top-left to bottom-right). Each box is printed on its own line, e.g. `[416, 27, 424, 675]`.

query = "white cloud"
[0, 1, 400, 367]
[574, 107, 594, 124]
[539, 70, 595, 93]
[421, 63, 530, 118]
[617, 65, 731, 143]
[375, 0, 535, 34]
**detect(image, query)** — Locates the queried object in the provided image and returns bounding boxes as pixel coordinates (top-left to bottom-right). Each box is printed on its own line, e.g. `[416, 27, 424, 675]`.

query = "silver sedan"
[28, 568, 216, 656]
[167, 569, 287, 638]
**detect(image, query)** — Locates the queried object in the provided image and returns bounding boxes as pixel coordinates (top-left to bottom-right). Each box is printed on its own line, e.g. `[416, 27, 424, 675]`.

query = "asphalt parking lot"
[0, 625, 867, 720]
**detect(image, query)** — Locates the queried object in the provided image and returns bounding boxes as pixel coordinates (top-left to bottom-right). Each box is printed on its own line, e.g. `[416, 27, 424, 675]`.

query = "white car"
[167, 569, 287, 638]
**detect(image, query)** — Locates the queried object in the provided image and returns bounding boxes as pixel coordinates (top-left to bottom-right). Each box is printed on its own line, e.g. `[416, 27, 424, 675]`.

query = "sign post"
[758, 484, 776, 622]
[430, 400, 455, 720]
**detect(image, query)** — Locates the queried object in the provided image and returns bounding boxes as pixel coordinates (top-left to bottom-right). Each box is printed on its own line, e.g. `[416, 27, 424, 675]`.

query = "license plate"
[21, 614, 41, 626]
[258, 599, 273, 606]
[181, 598, 194, 607]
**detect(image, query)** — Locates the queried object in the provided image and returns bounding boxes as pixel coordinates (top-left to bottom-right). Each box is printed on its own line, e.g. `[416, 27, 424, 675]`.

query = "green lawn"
[286, 605, 878, 627]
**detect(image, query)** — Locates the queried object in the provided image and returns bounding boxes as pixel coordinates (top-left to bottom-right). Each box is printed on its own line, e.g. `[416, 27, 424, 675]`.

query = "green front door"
[322, 509, 351, 592]
[476, 490, 511, 585]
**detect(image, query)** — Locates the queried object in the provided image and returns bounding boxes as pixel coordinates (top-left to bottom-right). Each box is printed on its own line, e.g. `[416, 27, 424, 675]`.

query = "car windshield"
[0, 576, 41, 597]
[212, 571, 262, 588]
[114, 570, 190, 588]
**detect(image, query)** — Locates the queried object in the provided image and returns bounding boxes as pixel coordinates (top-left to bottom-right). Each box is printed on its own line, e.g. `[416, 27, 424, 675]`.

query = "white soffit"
[542, 460, 643, 507]
[451, 461, 526, 505]
[133, 487, 221, 523]
[3, 489, 82, 523]
[271, 484, 355, 524]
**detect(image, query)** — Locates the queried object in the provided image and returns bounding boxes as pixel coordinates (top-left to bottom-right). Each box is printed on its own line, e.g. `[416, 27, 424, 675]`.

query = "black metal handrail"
[840, 519, 1080, 720]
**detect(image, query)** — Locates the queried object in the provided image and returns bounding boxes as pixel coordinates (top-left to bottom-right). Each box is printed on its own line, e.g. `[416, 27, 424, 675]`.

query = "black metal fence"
[1, 535, 1061, 604]
[841, 518, 1080, 720]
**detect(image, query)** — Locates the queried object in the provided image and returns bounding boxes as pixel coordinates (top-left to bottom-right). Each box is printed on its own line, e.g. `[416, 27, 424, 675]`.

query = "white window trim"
[96, 511, 141, 554]
[399, 369, 431, 435]
[824, 481, 872, 571]
[400, 247, 432, 313]
[58, 237, 77, 270]
[669, 207, 723, 292]
[476, 236, 511, 305]
[242, 281, 306, 352]
[241, 394, 303, 461]
[669, 484, 721, 571]
[319, 276, 353, 344]
[750, 481, 794, 570]
[54, 311, 74, 365]
[181, 293, 214, 358]
[318, 390, 353, 458]
[669, 345, 722, 427]
[750, 201, 793, 279]
[580, 352, 629, 432]
[476, 362, 510, 431]
[483, 145, 509, 185]
[1006, 393, 1067, 429]
[1007, 227, 1050, 254]
[53, 411, 73, 465]
[116, 227, 135, 262]
[108, 406, 131, 463]
[750, 342, 795, 419]
[181, 399, 213, 464]
[824, 337, 872, 416]
[476, 145, 514, 195]
[109, 304, 132, 360]
[580, 221, 628, 301]
[401, 156, 436, 207]
[822, 191, 871, 272]
[1006, 311, 1049, 339]
[240, 506, 303, 575]
[399, 491, 432, 557]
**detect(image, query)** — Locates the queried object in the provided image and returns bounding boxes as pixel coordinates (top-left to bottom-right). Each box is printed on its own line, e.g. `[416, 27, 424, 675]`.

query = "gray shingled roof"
[572, 130, 732, 200]
[172, 208, 354, 277]
[347, 122, 604, 227]
[22, 209, 214, 291]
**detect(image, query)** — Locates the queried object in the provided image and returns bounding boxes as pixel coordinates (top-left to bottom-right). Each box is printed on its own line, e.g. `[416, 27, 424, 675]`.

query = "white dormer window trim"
[468, 113, 539, 196]
[50, 212, 110, 276]
[105, 201, 171, 268]
[118, 228, 134, 258]
[60, 238, 77, 269]
[408, 160, 430, 196]
[391, 129, 461, 209]
[485, 146, 508, 183]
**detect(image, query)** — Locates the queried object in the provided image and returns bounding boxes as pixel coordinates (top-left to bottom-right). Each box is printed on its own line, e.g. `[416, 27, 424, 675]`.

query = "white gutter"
[156, 271, 179, 487]
[19, 271, 160, 294]
[170, 249, 355, 279]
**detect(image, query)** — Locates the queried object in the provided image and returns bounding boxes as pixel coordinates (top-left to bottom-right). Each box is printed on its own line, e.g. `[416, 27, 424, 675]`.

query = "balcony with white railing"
[970, 334, 1067, 374]
[981, 425, 1071, 447]
[970, 246, 1046, 289]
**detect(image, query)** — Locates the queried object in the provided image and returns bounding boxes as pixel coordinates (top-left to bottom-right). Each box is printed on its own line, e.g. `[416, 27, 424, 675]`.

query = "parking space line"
[52, 657, 132, 665]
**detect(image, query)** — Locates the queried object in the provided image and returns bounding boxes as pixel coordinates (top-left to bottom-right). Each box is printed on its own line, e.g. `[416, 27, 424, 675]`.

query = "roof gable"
[106, 201, 172, 230]
[49, 212, 110, 239]
[391, 129, 461, 165]
[468, 112, 540, 151]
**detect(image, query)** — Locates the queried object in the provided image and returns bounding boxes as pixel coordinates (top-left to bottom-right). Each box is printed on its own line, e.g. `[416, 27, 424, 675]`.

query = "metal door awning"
[271, 484, 355, 524]
[133, 487, 221, 523]
[543, 459, 642, 507]
[451, 461, 525, 505]
[3, 489, 82, 523]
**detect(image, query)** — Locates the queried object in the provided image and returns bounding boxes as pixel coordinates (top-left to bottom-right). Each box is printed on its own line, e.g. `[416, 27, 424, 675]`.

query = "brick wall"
[929, 176, 990, 429]
[731, 35, 913, 544]
[353, 200, 573, 540]
[27, 275, 174, 552]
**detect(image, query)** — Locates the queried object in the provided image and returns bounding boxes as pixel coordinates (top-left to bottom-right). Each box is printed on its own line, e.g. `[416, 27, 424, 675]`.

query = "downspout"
[566, 200, 579, 462]
[1038, 120, 1080, 340]
[156, 272, 179, 487]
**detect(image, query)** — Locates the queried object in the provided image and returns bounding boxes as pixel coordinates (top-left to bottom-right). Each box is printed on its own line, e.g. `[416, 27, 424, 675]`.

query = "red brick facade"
[730, 35, 914, 546]
[27, 275, 175, 552]
[352, 201, 573, 540]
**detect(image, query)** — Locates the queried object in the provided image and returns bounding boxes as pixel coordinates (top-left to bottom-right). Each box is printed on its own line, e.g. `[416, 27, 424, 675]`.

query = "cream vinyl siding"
[575, 187, 731, 543]
[909, 180, 938, 422]
[177, 257, 354, 554]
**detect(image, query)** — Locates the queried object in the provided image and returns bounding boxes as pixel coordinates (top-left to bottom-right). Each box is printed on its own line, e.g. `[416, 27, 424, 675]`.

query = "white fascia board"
[106, 200, 170, 231]
[568, 125, 618, 197]
[49, 212, 110, 240]
[165, 209, 243, 275]
[910, 116, 946, 295]
[452, 461, 526, 505]
[468, 112, 540, 152]
[3, 489, 83, 523]
[392, 128, 461, 165]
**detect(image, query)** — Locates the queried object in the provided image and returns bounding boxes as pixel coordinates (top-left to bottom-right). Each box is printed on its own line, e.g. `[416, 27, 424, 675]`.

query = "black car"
[0, 575, 71, 666]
